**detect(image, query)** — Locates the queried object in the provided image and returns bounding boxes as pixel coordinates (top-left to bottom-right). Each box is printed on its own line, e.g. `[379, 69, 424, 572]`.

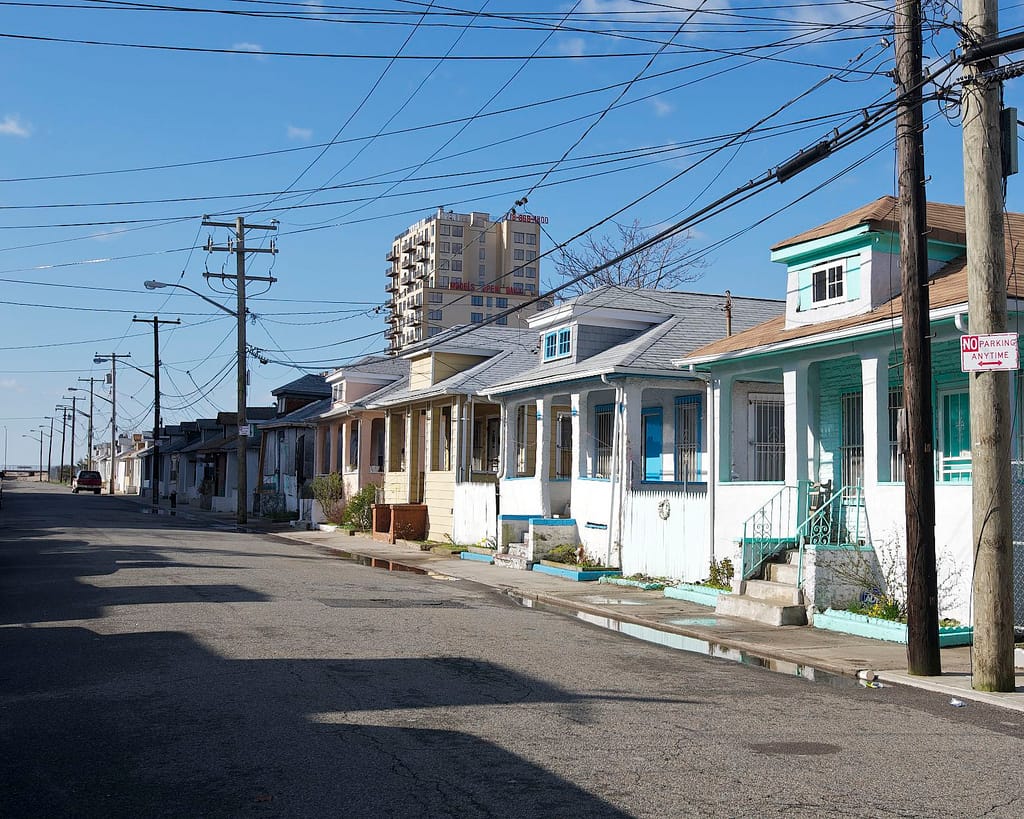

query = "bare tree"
[552, 219, 705, 297]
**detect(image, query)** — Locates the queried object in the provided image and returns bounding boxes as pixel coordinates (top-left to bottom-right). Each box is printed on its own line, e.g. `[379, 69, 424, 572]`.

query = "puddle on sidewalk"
[507, 591, 859, 688]
[580, 596, 650, 606]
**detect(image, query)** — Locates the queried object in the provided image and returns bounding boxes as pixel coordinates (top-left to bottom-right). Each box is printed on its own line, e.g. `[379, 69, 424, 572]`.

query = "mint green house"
[677, 197, 1024, 626]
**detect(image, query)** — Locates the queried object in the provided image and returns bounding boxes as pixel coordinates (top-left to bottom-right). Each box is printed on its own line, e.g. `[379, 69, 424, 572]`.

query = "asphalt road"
[2, 480, 1023, 818]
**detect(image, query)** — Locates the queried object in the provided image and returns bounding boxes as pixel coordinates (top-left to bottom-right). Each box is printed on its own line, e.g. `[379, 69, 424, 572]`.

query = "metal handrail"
[796, 482, 865, 588]
[740, 480, 808, 580]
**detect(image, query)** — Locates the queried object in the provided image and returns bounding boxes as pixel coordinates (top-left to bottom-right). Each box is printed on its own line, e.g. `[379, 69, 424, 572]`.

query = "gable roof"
[485, 289, 783, 395]
[257, 397, 331, 429]
[770, 195, 971, 252]
[271, 373, 330, 398]
[682, 199, 1024, 365]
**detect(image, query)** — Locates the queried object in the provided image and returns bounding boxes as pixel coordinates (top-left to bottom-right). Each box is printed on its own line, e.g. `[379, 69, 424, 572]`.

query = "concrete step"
[715, 592, 808, 627]
[493, 553, 533, 571]
[507, 543, 530, 560]
[743, 579, 803, 606]
[765, 561, 799, 585]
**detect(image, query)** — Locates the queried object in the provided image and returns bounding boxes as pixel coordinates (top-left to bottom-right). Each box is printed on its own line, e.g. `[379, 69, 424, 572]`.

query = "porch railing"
[740, 481, 808, 580]
[795, 482, 866, 588]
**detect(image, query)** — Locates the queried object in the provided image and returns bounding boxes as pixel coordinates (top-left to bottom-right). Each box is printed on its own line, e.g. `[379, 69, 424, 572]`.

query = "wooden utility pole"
[94, 352, 130, 494]
[896, 0, 942, 675]
[962, 0, 1015, 692]
[132, 316, 181, 510]
[203, 216, 277, 526]
[77, 377, 104, 470]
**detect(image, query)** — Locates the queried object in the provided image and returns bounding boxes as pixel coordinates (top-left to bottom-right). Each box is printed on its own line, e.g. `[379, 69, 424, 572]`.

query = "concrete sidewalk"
[131, 496, 1024, 711]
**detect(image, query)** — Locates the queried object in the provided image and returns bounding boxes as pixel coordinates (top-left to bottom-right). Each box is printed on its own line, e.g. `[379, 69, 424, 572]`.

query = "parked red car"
[72, 470, 103, 494]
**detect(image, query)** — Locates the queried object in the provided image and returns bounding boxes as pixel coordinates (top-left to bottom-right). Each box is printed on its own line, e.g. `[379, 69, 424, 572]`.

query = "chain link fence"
[1012, 463, 1024, 629]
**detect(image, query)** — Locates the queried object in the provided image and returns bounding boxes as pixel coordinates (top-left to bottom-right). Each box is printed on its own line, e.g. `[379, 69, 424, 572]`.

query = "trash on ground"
[950, 698, 966, 707]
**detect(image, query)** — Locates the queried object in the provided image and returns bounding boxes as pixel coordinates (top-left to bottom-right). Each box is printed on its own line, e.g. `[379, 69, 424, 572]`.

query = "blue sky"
[2, 0, 1023, 467]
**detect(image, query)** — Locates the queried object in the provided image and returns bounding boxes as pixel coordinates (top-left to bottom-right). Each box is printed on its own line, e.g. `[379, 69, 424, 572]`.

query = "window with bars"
[555, 412, 572, 479]
[888, 387, 905, 482]
[674, 396, 700, 482]
[593, 404, 614, 478]
[840, 392, 864, 497]
[749, 395, 784, 481]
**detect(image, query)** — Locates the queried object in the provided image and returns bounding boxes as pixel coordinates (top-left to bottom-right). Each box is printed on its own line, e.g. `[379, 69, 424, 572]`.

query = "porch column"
[452, 398, 464, 481]
[783, 362, 811, 485]
[405, 407, 415, 502]
[620, 382, 643, 487]
[499, 400, 511, 478]
[570, 393, 583, 480]
[535, 396, 551, 515]
[714, 372, 734, 483]
[861, 352, 888, 485]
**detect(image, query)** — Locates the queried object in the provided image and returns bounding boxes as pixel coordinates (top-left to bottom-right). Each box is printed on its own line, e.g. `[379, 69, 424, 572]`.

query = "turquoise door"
[941, 390, 971, 482]
[642, 408, 662, 481]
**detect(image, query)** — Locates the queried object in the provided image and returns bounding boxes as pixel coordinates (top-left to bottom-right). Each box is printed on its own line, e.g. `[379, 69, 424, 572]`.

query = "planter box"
[371, 503, 428, 544]
[599, 576, 665, 591]
[664, 583, 730, 607]
[813, 608, 974, 647]
[533, 562, 621, 582]
[460, 551, 494, 564]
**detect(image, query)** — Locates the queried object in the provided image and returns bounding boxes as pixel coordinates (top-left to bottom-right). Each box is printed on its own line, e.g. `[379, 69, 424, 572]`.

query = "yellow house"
[366, 324, 536, 544]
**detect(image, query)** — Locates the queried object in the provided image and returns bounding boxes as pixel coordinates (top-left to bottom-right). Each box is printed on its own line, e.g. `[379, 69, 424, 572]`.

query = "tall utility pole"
[55, 405, 70, 483]
[62, 394, 81, 479]
[44, 415, 53, 481]
[896, 0, 941, 675]
[961, 0, 1015, 692]
[132, 315, 180, 510]
[77, 377, 104, 469]
[94, 352, 131, 495]
[203, 216, 278, 526]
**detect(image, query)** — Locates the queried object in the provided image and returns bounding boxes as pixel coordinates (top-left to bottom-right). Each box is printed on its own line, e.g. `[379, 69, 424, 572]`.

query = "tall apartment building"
[384, 207, 549, 354]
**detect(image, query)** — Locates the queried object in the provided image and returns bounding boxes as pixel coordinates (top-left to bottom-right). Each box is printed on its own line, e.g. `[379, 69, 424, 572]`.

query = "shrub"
[342, 484, 377, 530]
[705, 557, 734, 591]
[308, 472, 346, 524]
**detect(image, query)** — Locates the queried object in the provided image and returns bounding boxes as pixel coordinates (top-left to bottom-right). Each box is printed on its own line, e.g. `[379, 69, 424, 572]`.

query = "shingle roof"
[485, 289, 783, 394]
[770, 195, 974, 252]
[257, 397, 331, 429]
[682, 199, 1024, 363]
[271, 373, 330, 398]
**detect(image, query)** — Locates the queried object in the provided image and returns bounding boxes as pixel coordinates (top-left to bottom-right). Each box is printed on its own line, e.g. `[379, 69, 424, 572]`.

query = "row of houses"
[100, 197, 1024, 628]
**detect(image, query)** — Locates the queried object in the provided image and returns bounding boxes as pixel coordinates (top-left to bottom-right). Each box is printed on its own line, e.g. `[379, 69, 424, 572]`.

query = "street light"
[144, 279, 249, 526]
[22, 430, 43, 481]
[144, 280, 237, 317]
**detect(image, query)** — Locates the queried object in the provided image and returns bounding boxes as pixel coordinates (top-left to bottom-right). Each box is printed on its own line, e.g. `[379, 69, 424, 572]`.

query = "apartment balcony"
[401, 238, 413, 252]
[416, 233, 429, 245]
[386, 249, 398, 262]
[401, 255, 415, 269]
[385, 279, 398, 293]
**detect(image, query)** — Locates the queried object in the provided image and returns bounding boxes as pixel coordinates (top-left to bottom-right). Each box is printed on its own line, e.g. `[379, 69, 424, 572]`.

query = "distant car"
[72, 470, 103, 494]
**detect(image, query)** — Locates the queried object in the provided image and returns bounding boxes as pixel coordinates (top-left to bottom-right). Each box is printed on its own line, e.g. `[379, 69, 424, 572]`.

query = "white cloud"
[0, 115, 30, 138]
[558, 37, 587, 58]
[287, 125, 313, 141]
[232, 42, 267, 60]
[0, 378, 25, 393]
[650, 98, 674, 117]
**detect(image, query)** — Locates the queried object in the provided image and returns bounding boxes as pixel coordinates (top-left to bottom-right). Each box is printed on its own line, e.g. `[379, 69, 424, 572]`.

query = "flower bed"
[813, 608, 974, 646]
[663, 583, 730, 607]
[598, 576, 665, 591]
[533, 561, 621, 582]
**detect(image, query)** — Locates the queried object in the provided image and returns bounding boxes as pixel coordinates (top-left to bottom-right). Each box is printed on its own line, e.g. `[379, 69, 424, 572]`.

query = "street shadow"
[0, 533, 269, 626]
[0, 626, 635, 818]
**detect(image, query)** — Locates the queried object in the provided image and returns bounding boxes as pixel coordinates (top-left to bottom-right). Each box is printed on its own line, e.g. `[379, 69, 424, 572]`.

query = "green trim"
[770, 226, 871, 264]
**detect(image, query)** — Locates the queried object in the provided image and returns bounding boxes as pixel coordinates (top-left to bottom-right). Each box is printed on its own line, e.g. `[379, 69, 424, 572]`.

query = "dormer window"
[543, 327, 571, 362]
[811, 261, 845, 305]
[332, 384, 343, 402]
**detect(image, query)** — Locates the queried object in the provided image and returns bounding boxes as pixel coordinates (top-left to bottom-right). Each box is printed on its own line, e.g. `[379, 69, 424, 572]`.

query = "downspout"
[601, 373, 623, 569]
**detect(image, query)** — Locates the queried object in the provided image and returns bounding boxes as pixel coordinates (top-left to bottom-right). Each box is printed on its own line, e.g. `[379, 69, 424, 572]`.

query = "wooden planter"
[371, 503, 428, 544]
